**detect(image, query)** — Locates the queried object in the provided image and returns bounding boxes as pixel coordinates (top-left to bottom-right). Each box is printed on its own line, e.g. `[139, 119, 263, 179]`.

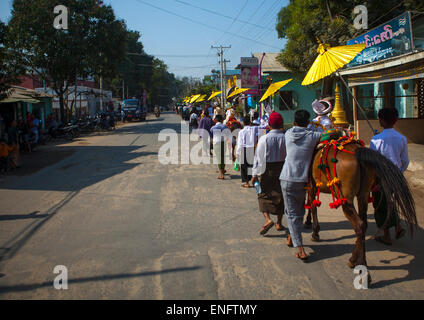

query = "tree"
[103, 30, 154, 100]
[7, 0, 128, 121]
[276, 0, 424, 75]
[0, 21, 25, 100]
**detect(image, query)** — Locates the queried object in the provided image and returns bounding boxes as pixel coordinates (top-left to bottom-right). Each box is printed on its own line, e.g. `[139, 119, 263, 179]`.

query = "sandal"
[375, 236, 392, 246]
[286, 235, 293, 247]
[296, 251, 308, 261]
[217, 176, 225, 180]
[241, 183, 250, 188]
[395, 228, 406, 240]
[260, 221, 274, 235]
[275, 224, 284, 231]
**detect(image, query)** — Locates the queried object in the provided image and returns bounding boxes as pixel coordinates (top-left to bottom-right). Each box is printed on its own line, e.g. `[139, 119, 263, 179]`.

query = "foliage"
[276, 0, 424, 75]
[7, 0, 128, 121]
[0, 21, 25, 100]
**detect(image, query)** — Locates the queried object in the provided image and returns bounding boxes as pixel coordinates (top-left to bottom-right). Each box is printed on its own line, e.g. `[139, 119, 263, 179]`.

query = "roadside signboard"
[347, 12, 413, 67]
[241, 57, 259, 95]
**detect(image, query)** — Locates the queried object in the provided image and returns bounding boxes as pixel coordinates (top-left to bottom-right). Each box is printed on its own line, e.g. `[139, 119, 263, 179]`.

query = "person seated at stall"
[0, 139, 15, 171]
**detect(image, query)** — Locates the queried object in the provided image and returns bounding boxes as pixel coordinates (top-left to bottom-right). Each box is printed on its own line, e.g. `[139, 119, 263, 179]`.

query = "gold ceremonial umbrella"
[208, 91, 222, 101]
[195, 94, 207, 103]
[189, 94, 201, 103]
[301, 38, 378, 134]
[259, 79, 292, 102]
[227, 87, 249, 99]
[301, 39, 366, 86]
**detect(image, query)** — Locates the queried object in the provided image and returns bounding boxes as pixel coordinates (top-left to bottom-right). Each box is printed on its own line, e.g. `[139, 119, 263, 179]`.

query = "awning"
[345, 57, 424, 86]
[0, 85, 53, 104]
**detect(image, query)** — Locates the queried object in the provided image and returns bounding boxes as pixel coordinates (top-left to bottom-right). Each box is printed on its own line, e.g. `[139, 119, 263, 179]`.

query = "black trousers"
[240, 147, 254, 183]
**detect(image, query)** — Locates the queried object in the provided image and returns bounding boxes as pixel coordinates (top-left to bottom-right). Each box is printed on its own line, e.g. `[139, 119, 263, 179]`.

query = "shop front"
[340, 12, 424, 144]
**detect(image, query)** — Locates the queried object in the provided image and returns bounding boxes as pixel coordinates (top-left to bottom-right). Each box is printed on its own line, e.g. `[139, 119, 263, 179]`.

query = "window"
[356, 80, 420, 119]
[279, 91, 294, 110]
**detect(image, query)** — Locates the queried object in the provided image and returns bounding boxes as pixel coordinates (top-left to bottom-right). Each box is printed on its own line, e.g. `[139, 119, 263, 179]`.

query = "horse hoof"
[311, 234, 320, 242]
[347, 261, 355, 269]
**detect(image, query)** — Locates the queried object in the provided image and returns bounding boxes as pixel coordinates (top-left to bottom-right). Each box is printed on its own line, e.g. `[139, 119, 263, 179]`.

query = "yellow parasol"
[301, 38, 377, 134]
[208, 91, 222, 101]
[301, 39, 366, 86]
[227, 87, 249, 99]
[189, 94, 201, 103]
[194, 94, 207, 103]
[259, 79, 292, 102]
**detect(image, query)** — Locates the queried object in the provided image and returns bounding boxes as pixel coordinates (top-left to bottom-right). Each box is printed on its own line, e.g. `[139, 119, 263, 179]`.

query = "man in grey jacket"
[280, 110, 321, 261]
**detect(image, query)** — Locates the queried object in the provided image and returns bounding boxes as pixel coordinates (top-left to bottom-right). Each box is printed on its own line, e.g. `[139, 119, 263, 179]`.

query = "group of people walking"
[180, 98, 409, 261]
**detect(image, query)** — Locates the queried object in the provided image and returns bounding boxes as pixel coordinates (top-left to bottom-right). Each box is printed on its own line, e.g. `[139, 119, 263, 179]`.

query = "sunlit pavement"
[0, 112, 423, 299]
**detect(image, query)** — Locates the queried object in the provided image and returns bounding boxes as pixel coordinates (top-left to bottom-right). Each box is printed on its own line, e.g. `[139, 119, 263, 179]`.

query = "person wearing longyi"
[211, 114, 229, 180]
[280, 110, 321, 261]
[370, 107, 408, 246]
[236, 116, 257, 188]
[252, 112, 286, 236]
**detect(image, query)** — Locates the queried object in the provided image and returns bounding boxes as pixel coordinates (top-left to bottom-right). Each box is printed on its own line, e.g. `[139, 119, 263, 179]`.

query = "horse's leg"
[342, 201, 366, 269]
[304, 209, 312, 229]
[357, 195, 372, 284]
[310, 189, 320, 242]
[357, 195, 369, 266]
[311, 205, 320, 242]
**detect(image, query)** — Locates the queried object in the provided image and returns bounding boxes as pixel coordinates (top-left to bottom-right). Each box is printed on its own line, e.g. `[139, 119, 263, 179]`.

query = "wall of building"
[357, 119, 424, 145]
[268, 72, 318, 126]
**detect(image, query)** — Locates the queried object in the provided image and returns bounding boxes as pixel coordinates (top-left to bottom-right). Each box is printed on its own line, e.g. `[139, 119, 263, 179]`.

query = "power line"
[134, 0, 280, 50]
[150, 54, 214, 58]
[173, 0, 273, 32]
[214, 0, 249, 45]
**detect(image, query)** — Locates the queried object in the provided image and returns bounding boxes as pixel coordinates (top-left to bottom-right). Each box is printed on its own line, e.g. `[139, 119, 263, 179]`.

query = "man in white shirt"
[236, 116, 258, 187]
[211, 114, 231, 180]
[189, 109, 199, 129]
[370, 107, 408, 245]
[252, 112, 286, 235]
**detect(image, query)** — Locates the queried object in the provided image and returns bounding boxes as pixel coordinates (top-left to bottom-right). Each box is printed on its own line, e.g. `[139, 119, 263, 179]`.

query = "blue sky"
[0, 0, 288, 79]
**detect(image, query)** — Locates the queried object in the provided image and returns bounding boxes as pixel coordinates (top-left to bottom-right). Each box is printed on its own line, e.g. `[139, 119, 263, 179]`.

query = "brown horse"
[307, 141, 417, 273]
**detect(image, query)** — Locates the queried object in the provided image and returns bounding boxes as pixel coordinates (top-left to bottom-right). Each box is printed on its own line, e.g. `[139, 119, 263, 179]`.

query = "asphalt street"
[0, 112, 423, 299]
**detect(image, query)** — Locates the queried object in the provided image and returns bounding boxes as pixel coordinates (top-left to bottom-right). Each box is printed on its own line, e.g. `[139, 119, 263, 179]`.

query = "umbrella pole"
[336, 71, 377, 135]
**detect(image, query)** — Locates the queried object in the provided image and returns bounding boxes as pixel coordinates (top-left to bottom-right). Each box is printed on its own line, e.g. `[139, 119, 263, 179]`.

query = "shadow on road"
[1, 145, 156, 192]
[116, 118, 184, 135]
[0, 266, 202, 294]
[0, 211, 48, 221]
[306, 220, 424, 289]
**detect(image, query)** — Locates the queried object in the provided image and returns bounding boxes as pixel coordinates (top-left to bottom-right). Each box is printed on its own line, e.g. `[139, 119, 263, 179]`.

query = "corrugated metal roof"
[253, 52, 289, 73]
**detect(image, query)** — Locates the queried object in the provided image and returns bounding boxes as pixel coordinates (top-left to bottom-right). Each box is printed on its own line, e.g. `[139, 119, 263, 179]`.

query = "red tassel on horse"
[312, 200, 322, 207]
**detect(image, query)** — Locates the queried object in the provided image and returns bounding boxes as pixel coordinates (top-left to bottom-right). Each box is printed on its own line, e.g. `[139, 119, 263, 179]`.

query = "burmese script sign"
[347, 12, 413, 67]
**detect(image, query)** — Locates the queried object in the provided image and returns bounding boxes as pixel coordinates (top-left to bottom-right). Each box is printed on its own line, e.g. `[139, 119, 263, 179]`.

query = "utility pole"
[211, 45, 231, 107]
[223, 59, 230, 105]
[100, 76, 103, 112]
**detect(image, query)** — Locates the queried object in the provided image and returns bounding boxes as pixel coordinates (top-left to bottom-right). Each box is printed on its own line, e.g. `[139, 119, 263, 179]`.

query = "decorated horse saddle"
[307, 129, 368, 210]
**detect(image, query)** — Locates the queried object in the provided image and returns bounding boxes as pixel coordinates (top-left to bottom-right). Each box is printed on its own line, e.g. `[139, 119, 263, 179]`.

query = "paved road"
[0, 112, 423, 299]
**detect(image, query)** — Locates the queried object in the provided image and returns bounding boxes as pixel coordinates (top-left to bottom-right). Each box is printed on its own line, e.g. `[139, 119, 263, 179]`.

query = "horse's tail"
[355, 147, 417, 236]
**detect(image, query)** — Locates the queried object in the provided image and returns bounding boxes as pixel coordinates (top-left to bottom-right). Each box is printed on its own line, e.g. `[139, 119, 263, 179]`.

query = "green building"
[253, 53, 320, 128]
